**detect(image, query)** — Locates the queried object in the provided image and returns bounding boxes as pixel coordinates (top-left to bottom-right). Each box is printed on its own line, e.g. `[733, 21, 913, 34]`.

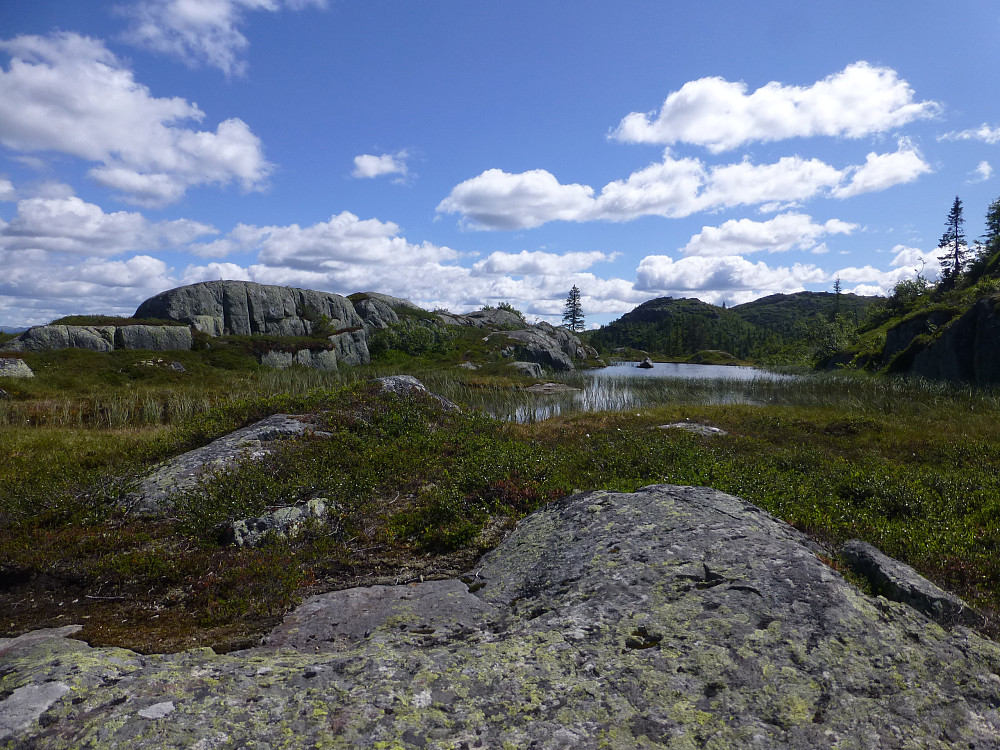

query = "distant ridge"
[730, 291, 879, 336]
[587, 291, 881, 360]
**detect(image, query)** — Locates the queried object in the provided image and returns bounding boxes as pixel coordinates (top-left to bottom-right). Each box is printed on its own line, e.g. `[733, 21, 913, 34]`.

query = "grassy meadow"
[2, 344, 999, 652]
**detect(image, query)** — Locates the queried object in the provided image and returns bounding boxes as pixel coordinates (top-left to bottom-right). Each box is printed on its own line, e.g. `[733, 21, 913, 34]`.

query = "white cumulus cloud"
[439, 148, 924, 231]
[122, 0, 328, 77]
[635, 254, 827, 295]
[352, 151, 410, 181]
[472, 250, 618, 276]
[199, 211, 460, 271]
[0, 194, 217, 256]
[612, 62, 939, 152]
[831, 139, 931, 199]
[0, 32, 272, 206]
[681, 213, 857, 257]
[834, 244, 942, 296]
[438, 169, 596, 230]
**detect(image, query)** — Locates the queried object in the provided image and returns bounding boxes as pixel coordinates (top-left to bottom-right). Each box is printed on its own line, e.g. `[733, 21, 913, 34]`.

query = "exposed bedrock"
[4, 485, 999, 748]
[134, 281, 363, 339]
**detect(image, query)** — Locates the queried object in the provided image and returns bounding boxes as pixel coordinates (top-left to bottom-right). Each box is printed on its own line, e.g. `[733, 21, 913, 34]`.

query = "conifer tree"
[938, 196, 968, 284]
[982, 197, 1000, 261]
[562, 285, 584, 332]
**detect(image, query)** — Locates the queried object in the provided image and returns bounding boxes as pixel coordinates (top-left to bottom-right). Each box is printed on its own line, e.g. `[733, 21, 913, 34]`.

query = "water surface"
[490, 361, 799, 422]
[587, 361, 796, 382]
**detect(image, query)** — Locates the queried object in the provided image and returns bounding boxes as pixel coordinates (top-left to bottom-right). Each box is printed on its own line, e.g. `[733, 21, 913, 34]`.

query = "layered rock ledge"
[3, 485, 999, 748]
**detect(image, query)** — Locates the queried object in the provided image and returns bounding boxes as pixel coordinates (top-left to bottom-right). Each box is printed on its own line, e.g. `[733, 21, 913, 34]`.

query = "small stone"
[138, 702, 175, 719]
[0, 358, 34, 379]
[658, 422, 727, 437]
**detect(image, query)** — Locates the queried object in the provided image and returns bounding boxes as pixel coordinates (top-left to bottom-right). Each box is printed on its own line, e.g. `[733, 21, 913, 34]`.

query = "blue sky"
[2, 1, 999, 328]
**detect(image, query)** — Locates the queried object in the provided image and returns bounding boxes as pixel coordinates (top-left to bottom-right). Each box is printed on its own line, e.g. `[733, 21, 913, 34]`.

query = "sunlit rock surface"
[4, 485, 999, 748]
[135, 281, 362, 339]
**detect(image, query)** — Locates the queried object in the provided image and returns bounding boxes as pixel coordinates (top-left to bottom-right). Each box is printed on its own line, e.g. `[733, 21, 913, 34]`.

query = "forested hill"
[586, 297, 772, 359]
[730, 291, 878, 336]
[587, 291, 880, 360]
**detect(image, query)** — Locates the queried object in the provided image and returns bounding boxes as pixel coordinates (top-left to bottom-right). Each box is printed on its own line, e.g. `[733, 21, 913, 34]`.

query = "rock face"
[486, 321, 599, 372]
[881, 309, 958, 365]
[508, 360, 543, 378]
[884, 295, 1000, 384]
[352, 292, 423, 332]
[114, 325, 193, 352]
[329, 329, 369, 366]
[839, 539, 978, 627]
[135, 281, 363, 339]
[4, 324, 192, 353]
[134, 281, 372, 368]
[437, 308, 527, 330]
[4, 485, 999, 748]
[4, 325, 116, 353]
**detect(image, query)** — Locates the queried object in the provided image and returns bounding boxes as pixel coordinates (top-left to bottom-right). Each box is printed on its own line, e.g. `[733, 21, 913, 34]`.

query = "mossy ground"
[1, 345, 999, 653]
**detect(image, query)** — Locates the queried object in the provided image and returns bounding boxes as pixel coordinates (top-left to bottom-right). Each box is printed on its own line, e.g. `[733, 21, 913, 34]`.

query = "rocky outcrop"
[882, 309, 958, 364]
[135, 281, 363, 339]
[352, 292, 423, 331]
[437, 308, 528, 330]
[3, 324, 192, 353]
[5, 485, 999, 748]
[134, 281, 372, 367]
[485, 320, 599, 372]
[329, 329, 368, 366]
[4, 325, 116, 353]
[125, 413, 330, 517]
[658, 421, 727, 437]
[0, 357, 34, 378]
[884, 295, 1000, 384]
[127, 378, 458, 518]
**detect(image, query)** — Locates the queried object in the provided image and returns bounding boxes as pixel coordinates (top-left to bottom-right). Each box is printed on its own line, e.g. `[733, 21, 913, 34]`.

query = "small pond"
[483, 361, 799, 422]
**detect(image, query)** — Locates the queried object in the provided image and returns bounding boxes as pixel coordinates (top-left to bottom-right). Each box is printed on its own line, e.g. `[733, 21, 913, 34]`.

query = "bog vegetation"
[2, 327, 999, 653]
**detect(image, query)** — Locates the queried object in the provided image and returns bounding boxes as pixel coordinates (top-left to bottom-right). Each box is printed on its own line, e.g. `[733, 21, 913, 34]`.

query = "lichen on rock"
[4, 485, 999, 748]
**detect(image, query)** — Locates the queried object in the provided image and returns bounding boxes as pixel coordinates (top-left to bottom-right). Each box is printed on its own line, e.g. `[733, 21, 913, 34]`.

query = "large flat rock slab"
[4, 485, 1000, 748]
[126, 413, 325, 517]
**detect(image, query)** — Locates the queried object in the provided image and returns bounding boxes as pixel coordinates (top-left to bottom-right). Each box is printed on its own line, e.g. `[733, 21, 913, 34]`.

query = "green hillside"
[586, 291, 882, 362]
[587, 297, 776, 359]
[731, 292, 878, 336]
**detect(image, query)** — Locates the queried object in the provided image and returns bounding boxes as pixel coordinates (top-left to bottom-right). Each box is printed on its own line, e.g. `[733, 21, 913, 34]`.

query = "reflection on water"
[589, 361, 796, 382]
[495, 362, 798, 422]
